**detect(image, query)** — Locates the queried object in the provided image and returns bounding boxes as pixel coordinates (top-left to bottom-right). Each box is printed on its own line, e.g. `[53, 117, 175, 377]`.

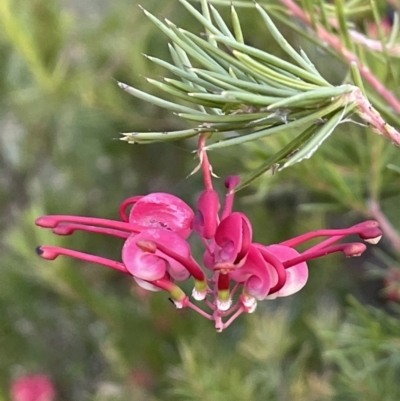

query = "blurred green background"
[1, 0, 400, 400]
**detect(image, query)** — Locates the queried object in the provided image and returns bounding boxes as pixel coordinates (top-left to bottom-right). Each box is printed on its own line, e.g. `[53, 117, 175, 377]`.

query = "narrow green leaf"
[349, 62, 366, 97]
[190, 69, 246, 92]
[169, 44, 206, 93]
[209, 4, 235, 40]
[255, 2, 325, 75]
[298, 49, 322, 77]
[280, 106, 350, 169]
[180, 30, 292, 87]
[167, 23, 228, 73]
[192, 68, 297, 96]
[220, 90, 283, 106]
[206, 99, 345, 150]
[266, 85, 354, 110]
[118, 81, 204, 114]
[188, 92, 243, 104]
[234, 124, 318, 191]
[334, 0, 354, 52]
[145, 55, 222, 92]
[141, 7, 226, 74]
[209, 35, 331, 86]
[146, 78, 221, 107]
[179, 0, 224, 39]
[121, 128, 200, 143]
[301, 0, 317, 30]
[199, 0, 218, 47]
[231, 4, 244, 43]
[178, 108, 309, 126]
[164, 78, 206, 93]
[317, 0, 332, 32]
[387, 164, 400, 174]
[233, 51, 317, 90]
[387, 12, 399, 48]
[178, 111, 276, 123]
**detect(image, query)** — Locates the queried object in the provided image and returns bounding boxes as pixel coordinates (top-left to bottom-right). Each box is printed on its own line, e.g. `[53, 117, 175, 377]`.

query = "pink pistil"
[36, 215, 140, 233]
[283, 242, 367, 268]
[221, 176, 241, 220]
[36, 245, 129, 273]
[53, 223, 130, 239]
[120, 196, 143, 222]
[281, 221, 382, 248]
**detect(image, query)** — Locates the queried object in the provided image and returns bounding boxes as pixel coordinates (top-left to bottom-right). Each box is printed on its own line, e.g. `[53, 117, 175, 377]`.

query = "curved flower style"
[35, 135, 382, 332]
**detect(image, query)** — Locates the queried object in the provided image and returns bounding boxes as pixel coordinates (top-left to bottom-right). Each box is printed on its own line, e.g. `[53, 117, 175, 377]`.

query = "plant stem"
[279, 0, 400, 114]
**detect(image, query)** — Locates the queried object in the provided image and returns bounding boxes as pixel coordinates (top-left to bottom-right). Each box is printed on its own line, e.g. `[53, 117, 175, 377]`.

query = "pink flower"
[11, 375, 56, 401]
[35, 134, 382, 332]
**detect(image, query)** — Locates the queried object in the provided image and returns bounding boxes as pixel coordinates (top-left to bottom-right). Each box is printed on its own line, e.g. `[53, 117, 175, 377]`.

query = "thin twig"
[279, 0, 400, 114]
[347, 88, 400, 146]
[369, 199, 400, 252]
[348, 29, 400, 56]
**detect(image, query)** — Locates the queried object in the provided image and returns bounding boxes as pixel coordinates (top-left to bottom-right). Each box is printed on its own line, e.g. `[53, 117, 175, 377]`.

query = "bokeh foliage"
[1, 0, 400, 400]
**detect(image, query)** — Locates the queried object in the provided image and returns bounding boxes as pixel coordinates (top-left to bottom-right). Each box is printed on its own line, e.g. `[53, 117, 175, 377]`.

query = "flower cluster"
[36, 137, 382, 332]
[11, 375, 56, 401]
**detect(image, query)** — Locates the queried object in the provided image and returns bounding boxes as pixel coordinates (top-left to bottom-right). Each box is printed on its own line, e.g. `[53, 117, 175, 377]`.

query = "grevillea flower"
[36, 134, 382, 332]
[11, 375, 56, 401]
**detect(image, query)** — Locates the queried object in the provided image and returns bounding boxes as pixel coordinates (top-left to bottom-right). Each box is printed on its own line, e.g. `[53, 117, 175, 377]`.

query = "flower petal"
[265, 244, 308, 298]
[193, 189, 220, 239]
[123, 229, 192, 281]
[230, 246, 271, 300]
[129, 193, 194, 238]
[214, 212, 253, 264]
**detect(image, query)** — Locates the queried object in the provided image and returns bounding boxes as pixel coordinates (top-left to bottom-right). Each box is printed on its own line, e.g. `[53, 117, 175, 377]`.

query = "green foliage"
[1, 0, 400, 400]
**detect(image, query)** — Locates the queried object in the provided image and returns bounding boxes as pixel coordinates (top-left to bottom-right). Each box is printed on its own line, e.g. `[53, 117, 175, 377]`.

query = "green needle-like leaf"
[121, 128, 200, 143]
[209, 4, 235, 40]
[210, 34, 331, 87]
[234, 124, 319, 191]
[280, 106, 351, 169]
[120, 2, 367, 187]
[231, 4, 244, 44]
[118, 82, 204, 114]
[206, 99, 346, 150]
[266, 85, 354, 110]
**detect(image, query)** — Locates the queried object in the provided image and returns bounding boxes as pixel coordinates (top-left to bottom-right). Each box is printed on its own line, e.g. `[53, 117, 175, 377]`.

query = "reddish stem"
[279, 0, 400, 114]
[369, 200, 400, 252]
[221, 307, 245, 331]
[198, 133, 213, 191]
[187, 302, 213, 320]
